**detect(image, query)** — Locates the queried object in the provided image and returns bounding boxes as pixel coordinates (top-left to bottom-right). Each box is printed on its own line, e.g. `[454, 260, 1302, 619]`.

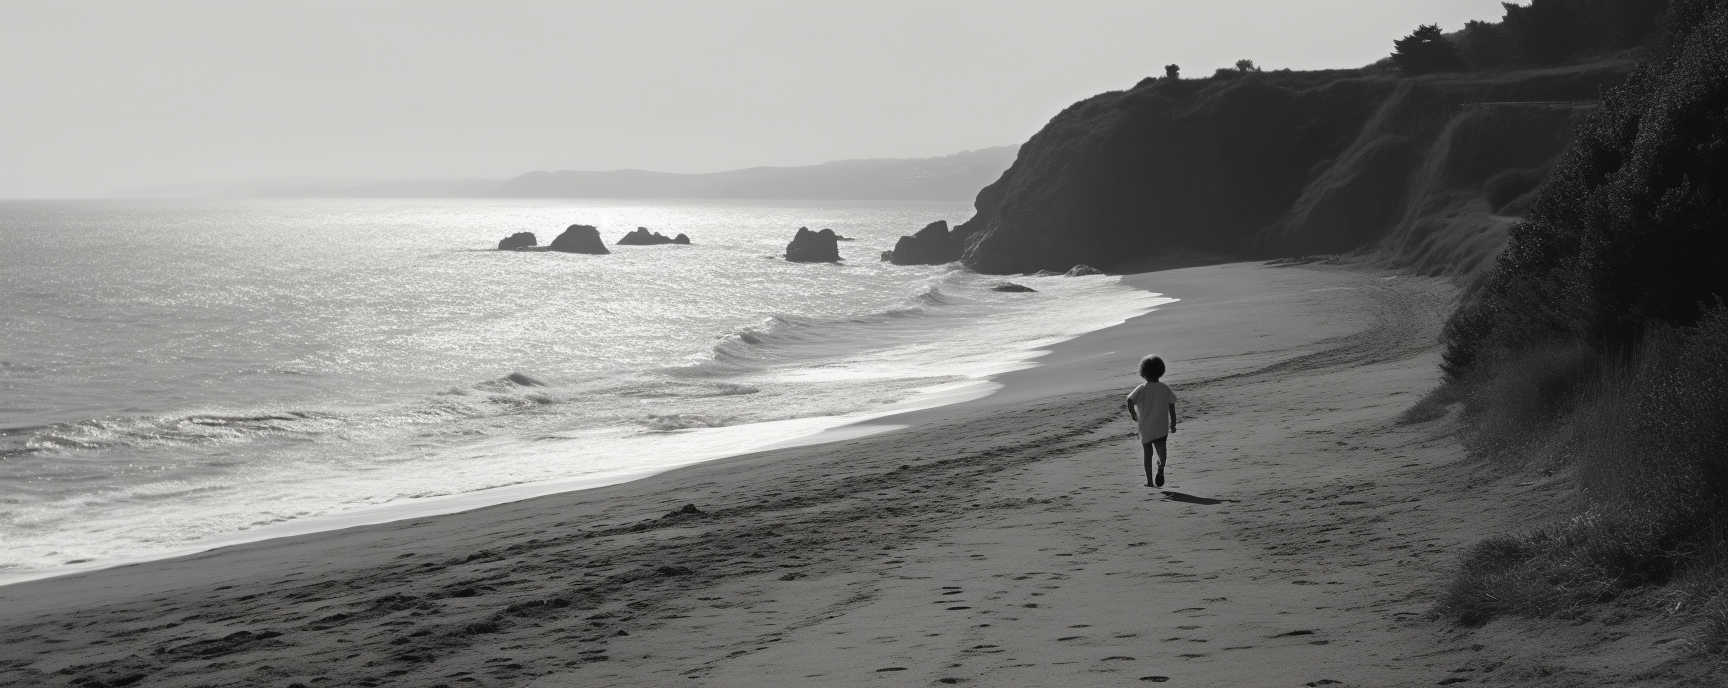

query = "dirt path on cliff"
[0, 263, 1706, 688]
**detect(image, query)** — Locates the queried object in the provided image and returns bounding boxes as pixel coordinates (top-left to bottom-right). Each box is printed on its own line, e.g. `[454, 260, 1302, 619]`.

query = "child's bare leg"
[1142, 441, 1157, 486]
[1151, 436, 1169, 487]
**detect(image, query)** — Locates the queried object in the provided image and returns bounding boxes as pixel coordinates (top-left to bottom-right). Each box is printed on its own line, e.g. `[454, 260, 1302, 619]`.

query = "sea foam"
[0, 198, 1172, 582]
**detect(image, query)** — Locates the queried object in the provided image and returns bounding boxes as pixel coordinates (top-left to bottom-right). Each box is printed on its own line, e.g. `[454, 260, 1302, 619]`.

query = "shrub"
[1482, 167, 1547, 213]
[1440, 516, 1643, 625]
[1572, 309, 1728, 550]
[1393, 23, 1469, 74]
[1442, 0, 1728, 382]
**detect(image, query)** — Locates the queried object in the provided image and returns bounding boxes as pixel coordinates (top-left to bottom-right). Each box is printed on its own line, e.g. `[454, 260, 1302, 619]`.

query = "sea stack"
[497, 231, 537, 250]
[547, 224, 609, 254]
[672, 233, 691, 245]
[785, 227, 841, 263]
[617, 227, 678, 245]
[884, 220, 956, 265]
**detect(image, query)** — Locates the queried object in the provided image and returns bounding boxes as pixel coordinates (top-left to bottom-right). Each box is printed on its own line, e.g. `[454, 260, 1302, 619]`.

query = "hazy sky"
[2, 1, 1511, 197]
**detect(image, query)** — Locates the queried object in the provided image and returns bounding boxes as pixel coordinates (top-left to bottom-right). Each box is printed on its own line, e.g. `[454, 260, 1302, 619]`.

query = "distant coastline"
[104, 146, 1018, 202]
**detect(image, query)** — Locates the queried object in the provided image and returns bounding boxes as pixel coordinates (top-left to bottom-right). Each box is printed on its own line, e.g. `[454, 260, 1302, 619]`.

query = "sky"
[0, 1, 1512, 198]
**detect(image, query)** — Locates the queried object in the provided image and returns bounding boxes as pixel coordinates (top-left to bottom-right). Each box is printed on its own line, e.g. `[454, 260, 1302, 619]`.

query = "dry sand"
[0, 262, 1705, 687]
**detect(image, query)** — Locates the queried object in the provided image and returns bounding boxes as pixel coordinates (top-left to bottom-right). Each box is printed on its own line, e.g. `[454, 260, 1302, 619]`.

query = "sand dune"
[0, 263, 1694, 687]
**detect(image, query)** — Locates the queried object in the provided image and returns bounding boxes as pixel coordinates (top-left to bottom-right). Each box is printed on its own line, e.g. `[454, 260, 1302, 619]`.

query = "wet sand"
[0, 262, 1696, 687]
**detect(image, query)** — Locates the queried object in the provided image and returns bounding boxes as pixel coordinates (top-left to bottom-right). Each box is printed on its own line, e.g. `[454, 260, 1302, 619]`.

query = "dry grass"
[1396, 385, 1458, 425]
[1457, 342, 1599, 458]
[1436, 308, 1728, 650]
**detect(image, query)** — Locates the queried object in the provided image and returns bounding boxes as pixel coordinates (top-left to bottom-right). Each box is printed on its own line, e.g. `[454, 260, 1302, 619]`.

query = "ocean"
[0, 198, 1172, 582]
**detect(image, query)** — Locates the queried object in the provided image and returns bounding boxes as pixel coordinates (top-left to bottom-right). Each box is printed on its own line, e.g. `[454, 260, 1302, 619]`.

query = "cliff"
[954, 62, 1635, 275]
[490, 146, 1018, 201]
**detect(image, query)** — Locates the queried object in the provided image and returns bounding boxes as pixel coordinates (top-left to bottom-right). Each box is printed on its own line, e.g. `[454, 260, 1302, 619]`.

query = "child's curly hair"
[1139, 355, 1165, 381]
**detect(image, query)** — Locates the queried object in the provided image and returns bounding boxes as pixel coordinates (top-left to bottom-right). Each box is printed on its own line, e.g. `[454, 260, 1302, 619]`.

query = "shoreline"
[0, 277, 1172, 588]
[4, 261, 1695, 687]
[0, 260, 1214, 609]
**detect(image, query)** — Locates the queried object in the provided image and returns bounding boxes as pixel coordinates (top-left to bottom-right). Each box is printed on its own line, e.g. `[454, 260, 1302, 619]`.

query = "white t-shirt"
[1127, 381, 1177, 443]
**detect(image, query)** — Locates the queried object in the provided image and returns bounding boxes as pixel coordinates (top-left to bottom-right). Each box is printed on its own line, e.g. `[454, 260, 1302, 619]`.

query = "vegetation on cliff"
[1433, 0, 1728, 651]
[1400, 0, 1667, 73]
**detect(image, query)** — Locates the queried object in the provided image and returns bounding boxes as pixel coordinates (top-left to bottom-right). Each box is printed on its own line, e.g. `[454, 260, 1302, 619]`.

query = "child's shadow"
[1161, 491, 1237, 505]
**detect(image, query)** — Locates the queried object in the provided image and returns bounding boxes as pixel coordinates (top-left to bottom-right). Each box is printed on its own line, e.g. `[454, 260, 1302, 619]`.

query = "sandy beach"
[0, 262, 1699, 687]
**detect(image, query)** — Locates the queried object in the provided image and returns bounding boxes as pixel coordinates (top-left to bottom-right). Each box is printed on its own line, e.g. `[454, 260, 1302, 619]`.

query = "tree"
[1164, 63, 1180, 79]
[1502, 0, 1582, 64]
[1459, 19, 1513, 69]
[1234, 59, 1259, 72]
[1392, 23, 1469, 74]
[1500, 0, 1670, 64]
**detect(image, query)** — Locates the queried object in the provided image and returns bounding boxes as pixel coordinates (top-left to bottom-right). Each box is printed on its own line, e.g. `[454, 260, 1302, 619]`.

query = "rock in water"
[785, 227, 841, 262]
[886, 220, 957, 265]
[548, 224, 609, 254]
[992, 282, 1037, 292]
[1065, 264, 1101, 276]
[672, 233, 691, 244]
[617, 227, 676, 245]
[497, 231, 537, 250]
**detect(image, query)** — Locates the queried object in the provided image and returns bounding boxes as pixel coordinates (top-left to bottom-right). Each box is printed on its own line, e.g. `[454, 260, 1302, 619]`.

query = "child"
[1126, 355, 1178, 487]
